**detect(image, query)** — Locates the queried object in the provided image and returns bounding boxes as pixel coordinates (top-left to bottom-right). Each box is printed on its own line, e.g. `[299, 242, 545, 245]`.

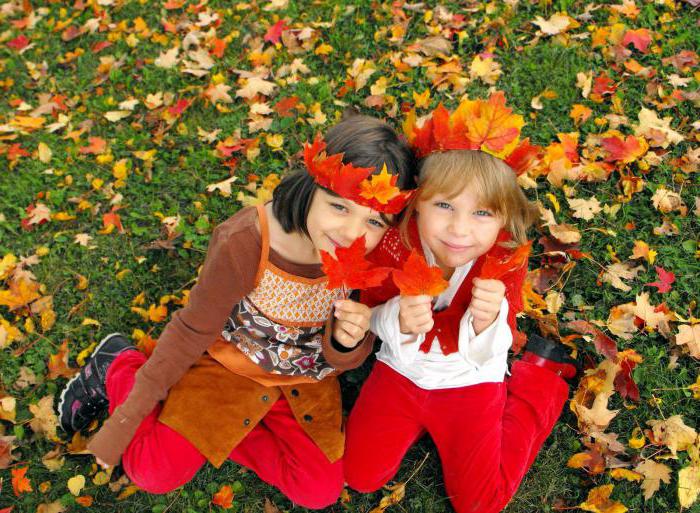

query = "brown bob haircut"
[401, 150, 538, 247]
[273, 111, 417, 235]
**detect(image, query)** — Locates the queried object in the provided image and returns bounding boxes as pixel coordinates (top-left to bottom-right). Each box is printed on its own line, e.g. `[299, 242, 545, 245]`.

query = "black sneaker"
[521, 334, 581, 384]
[57, 333, 135, 433]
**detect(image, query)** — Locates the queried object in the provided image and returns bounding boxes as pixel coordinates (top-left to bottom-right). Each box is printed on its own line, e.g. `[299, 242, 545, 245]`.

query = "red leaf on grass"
[566, 320, 618, 361]
[622, 28, 651, 53]
[264, 20, 289, 44]
[11, 466, 31, 496]
[392, 250, 449, 296]
[274, 96, 300, 117]
[7, 35, 29, 51]
[480, 241, 531, 280]
[644, 266, 675, 293]
[592, 73, 616, 96]
[212, 484, 234, 509]
[321, 236, 391, 291]
[613, 350, 642, 402]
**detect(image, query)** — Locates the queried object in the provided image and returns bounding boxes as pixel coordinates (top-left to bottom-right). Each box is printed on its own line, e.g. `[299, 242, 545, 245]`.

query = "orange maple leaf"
[359, 164, 401, 205]
[392, 250, 449, 296]
[48, 340, 77, 380]
[480, 242, 531, 280]
[455, 91, 525, 153]
[78, 136, 107, 155]
[11, 466, 32, 496]
[320, 236, 392, 291]
[601, 133, 648, 164]
[0, 277, 41, 311]
[578, 484, 628, 513]
[212, 484, 234, 509]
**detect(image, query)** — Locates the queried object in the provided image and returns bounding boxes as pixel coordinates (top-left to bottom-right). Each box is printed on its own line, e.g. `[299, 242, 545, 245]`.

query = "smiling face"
[415, 187, 504, 277]
[305, 188, 390, 259]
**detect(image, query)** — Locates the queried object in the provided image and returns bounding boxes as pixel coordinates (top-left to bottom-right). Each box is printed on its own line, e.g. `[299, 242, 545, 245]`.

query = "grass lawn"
[1, 0, 698, 512]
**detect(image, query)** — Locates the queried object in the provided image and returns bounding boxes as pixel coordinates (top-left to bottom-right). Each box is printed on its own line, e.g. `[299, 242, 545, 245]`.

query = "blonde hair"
[400, 150, 538, 247]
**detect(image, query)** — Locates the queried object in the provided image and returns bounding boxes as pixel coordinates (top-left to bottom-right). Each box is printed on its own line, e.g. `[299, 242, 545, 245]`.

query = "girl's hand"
[399, 295, 433, 335]
[96, 457, 112, 470]
[333, 300, 371, 348]
[469, 278, 506, 335]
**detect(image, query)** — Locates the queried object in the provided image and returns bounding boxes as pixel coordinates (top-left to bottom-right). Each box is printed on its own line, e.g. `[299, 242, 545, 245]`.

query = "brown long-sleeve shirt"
[87, 206, 373, 465]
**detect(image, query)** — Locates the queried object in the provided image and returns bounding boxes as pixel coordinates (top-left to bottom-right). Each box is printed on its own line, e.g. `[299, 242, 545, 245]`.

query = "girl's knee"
[285, 464, 344, 509]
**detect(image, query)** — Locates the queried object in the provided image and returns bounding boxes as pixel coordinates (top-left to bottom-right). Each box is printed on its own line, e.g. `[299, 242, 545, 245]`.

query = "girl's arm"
[320, 291, 375, 371]
[87, 216, 260, 466]
[458, 298, 512, 368]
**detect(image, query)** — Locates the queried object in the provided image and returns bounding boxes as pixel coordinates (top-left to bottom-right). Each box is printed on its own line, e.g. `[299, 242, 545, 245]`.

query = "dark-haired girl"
[57, 114, 416, 508]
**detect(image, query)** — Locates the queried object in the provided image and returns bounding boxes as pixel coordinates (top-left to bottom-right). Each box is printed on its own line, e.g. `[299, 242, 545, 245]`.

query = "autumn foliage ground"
[0, 1, 699, 512]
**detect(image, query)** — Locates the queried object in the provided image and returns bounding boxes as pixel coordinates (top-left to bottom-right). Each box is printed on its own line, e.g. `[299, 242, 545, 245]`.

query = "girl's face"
[306, 188, 389, 259]
[415, 188, 504, 276]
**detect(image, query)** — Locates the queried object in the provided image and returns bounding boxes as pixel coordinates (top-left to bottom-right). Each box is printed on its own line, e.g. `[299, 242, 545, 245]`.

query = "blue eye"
[475, 209, 493, 217]
[435, 201, 452, 210]
[330, 203, 347, 212]
[368, 219, 386, 229]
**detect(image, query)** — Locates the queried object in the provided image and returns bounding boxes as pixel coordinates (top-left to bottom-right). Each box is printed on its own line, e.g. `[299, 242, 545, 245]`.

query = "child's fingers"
[334, 300, 370, 315]
[334, 309, 369, 329]
[336, 319, 365, 340]
[469, 297, 500, 314]
[400, 294, 432, 308]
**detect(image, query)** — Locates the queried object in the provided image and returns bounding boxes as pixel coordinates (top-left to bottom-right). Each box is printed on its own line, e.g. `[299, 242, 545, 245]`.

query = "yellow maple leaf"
[579, 484, 628, 513]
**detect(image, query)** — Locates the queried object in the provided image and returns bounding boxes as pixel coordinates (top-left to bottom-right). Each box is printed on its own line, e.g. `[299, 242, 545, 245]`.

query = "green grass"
[1, 0, 699, 512]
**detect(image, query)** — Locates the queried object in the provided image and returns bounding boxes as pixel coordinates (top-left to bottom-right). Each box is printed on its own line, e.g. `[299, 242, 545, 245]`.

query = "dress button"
[303, 414, 313, 422]
[262, 395, 269, 402]
[291, 389, 299, 397]
[243, 418, 250, 426]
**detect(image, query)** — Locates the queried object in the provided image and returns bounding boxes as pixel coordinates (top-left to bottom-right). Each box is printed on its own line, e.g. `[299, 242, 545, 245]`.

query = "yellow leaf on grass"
[678, 464, 700, 509]
[67, 474, 86, 496]
[579, 484, 628, 513]
[635, 460, 671, 500]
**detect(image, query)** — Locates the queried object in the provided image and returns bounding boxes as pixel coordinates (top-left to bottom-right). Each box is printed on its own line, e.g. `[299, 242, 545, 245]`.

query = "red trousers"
[344, 361, 569, 513]
[106, 351, 343, 509]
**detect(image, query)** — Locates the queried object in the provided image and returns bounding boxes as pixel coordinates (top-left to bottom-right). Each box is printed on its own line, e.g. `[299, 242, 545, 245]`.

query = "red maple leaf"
[7, 34, 29, 51]
[91, 40, 112, 53]
[601, 134, 647, 163]
[274, 96, 300, 117]
[392, 250, 449, 296]
[613, 351, 642, 402]
[644, 266, 675, 293]
[480, 242, 531, 280]
[622, 28, 652, 53]
[321, 236, 392, 291]
[566, 320, 618, 361]
[211, 484, 234, 509]
[11, 466, 31, 496]
[592, 73, 617, 96]
[264, 20, 289, 44]
[167, 98, 191, 117]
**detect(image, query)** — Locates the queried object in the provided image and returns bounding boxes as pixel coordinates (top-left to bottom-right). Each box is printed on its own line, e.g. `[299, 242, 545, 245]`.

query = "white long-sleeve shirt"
[371, 240, 512, 390]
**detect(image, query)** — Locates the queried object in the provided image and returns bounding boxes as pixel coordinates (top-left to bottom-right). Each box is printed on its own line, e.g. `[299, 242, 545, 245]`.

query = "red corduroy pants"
[106, 351, 343, 509]
[344, 360, 569, 513]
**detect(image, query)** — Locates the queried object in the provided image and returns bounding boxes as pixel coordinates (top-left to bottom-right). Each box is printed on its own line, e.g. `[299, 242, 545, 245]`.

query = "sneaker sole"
[57, 332, 124, 433]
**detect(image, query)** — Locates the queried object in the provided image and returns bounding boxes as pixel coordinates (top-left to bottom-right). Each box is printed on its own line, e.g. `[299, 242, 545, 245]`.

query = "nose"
[341, 216, 367, 245]
[447, 212, 471, 239]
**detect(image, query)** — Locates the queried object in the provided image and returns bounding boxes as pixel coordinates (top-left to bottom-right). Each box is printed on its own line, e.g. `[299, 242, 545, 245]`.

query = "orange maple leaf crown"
[303, 133, 414, 214]
[402, 91, 540, 176]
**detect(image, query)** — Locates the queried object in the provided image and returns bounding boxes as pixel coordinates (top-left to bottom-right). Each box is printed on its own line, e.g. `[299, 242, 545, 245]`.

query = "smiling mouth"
[326, 235, 344, 248]
[442, 240, 471, 251]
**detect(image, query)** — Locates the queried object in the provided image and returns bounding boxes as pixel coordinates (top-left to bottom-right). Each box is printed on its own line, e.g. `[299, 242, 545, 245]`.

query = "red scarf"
[363, 216, 527, 356]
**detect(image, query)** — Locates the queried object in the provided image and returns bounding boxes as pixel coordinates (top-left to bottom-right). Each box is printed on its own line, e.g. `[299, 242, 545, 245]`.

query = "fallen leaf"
[11, 466, 32, 496]
[676, 324, 700, 358]
[678, 464, 700, 509]
[647, 415, 697, 456]
[578, 484, 627, 513]
[601, 262, 643, 292]
[634, 460, 671, 500]
[644, 266, 675, 293]
[67, 474, 86, 496]
[212, 484, 234, 508]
